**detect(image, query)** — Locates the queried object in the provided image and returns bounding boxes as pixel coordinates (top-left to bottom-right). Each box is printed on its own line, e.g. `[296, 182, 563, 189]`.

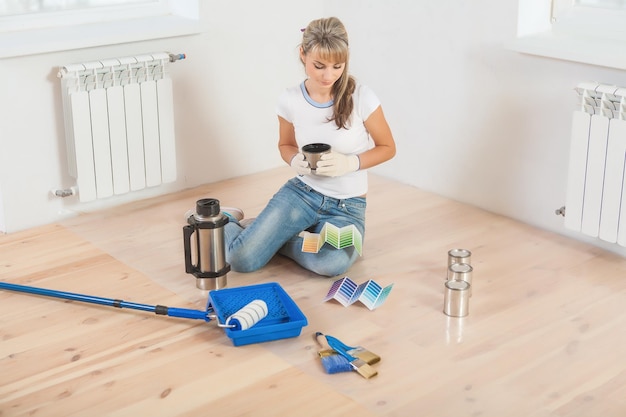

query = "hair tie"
[300, 28, 306, 32]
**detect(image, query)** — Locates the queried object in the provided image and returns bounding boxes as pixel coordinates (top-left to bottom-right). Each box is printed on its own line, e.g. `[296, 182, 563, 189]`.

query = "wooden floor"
[1, 167, 625, 417]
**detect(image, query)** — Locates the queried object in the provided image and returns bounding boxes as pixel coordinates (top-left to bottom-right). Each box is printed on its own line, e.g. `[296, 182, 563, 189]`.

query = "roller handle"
[0, 281, 210, 322]
[155, 305, 210, 321]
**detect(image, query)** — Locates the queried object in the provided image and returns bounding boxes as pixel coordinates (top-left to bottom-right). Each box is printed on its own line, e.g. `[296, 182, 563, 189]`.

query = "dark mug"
[302, 143, 331, 172]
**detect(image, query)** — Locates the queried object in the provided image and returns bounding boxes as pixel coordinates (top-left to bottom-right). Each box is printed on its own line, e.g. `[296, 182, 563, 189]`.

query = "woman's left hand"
[316, 151, 360, 177]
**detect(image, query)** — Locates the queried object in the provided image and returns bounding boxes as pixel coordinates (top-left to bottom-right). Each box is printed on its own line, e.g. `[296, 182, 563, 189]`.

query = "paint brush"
[314, 332, 353, 374]
[323, 333, 381, 365]
[324, 333, 378, 379]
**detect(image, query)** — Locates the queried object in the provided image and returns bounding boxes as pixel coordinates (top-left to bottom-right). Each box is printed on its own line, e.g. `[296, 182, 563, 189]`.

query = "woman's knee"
[307, 254, 355, 277]
[228, 254, 266, 273]
[227, 245, 267, 273]
[229, 260, 260, 273]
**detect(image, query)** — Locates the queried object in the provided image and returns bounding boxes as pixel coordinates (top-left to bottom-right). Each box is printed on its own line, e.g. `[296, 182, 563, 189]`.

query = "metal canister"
[447, 262, 473, 296]
[448, 248, 471, 266]
[443, 279, 470, 317]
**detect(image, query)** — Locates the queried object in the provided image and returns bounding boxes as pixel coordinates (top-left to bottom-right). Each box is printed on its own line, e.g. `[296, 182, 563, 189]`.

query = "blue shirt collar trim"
[300, 81, 334, 108]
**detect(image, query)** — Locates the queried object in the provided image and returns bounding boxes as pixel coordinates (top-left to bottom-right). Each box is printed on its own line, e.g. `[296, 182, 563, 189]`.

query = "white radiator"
[58, 52, 184, 202]
[564, 82, 626, 245]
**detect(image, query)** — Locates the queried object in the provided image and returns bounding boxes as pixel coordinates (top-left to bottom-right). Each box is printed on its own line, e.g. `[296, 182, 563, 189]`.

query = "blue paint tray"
[207, 282, 308, 346]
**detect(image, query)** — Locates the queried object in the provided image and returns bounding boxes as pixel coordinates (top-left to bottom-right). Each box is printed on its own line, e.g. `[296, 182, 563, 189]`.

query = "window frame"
[0, 0, 200, 59]
[0, 0, 169, 32]
[552, 0, 626, 40]
[511, 0, 626, 70]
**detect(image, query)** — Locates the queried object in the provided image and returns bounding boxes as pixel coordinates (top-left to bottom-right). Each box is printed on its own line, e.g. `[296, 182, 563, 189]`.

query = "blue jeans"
[224, 177, 366, 277]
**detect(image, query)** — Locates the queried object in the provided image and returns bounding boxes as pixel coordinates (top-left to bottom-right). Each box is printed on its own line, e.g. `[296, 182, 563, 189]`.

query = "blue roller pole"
[0, 281, 209, 322]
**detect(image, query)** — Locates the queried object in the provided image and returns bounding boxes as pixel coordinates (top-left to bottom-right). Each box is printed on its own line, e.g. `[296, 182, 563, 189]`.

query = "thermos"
[183, 198, 230, 290]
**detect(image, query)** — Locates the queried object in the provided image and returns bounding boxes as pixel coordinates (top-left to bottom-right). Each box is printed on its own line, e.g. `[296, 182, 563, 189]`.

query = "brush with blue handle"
[323, 333, 378, 379]
[315, 332, 353, 374]
[315, 332, 381, 376]
[323, 333, 381, 365]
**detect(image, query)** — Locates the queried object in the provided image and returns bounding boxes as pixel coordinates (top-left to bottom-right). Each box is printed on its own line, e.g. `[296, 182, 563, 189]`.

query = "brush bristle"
[319, 353, 353, 374]
[350, 358, 378, 379]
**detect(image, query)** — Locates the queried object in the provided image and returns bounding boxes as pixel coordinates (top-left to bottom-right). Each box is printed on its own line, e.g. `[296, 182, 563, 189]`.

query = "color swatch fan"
[323, 277, 393, 310]
[301, 222, 362, 255]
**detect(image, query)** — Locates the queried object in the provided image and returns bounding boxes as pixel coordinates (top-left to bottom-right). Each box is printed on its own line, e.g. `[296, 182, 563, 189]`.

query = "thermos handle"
[183, 225, 195, 274]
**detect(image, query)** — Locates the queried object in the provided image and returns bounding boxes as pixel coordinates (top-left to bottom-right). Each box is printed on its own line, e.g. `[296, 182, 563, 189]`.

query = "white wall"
[329, 0, 626, 257]
[0, 1, 320, 232]
[2, 1, 626, 256]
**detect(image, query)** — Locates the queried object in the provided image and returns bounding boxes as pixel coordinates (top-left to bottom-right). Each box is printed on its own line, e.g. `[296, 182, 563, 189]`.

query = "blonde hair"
[301, 17, 355, 129]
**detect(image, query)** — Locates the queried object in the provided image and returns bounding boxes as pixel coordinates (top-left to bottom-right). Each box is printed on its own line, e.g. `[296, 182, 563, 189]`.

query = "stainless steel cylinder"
[443, 279, 470, 317]
[196, 275, 228, 291]
[198, 227, 226, 274]
[448, 248, 471, 266]
[195, 226, 228, 290]
[447, 262, 473, 296]
[183, 198, 230, 291]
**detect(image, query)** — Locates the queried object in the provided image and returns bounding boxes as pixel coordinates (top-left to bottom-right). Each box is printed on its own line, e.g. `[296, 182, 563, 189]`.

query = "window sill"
[0, 15, 201, 59]
[509, 31, 626, 70]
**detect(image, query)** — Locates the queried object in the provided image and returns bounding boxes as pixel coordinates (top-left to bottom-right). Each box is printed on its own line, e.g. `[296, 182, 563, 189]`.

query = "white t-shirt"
[276, 81, 380, 199]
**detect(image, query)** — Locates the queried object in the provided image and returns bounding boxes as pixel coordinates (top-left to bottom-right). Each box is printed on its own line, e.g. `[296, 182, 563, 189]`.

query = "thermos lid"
[196, 198, 220, 217]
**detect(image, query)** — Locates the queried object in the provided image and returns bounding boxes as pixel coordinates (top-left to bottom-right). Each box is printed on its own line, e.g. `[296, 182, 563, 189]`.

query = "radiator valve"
[168, 53, 186, 62]
[51, 187, 77, 198]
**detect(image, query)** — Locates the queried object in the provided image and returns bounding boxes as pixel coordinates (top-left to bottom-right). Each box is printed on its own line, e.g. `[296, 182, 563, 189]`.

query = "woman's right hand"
[290, 153, 311, 176]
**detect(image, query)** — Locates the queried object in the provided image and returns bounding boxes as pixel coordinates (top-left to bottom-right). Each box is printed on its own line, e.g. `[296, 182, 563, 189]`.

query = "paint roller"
[0, 281, 268, 331]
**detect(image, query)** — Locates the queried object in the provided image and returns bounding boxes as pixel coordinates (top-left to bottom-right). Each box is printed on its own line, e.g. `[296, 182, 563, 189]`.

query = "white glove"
[315, 151, 360, 177]
[290, 153, 311, 176]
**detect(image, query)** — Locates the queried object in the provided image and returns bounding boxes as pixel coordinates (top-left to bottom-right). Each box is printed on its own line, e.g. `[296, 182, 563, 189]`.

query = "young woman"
[223, 16, 396, 277]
